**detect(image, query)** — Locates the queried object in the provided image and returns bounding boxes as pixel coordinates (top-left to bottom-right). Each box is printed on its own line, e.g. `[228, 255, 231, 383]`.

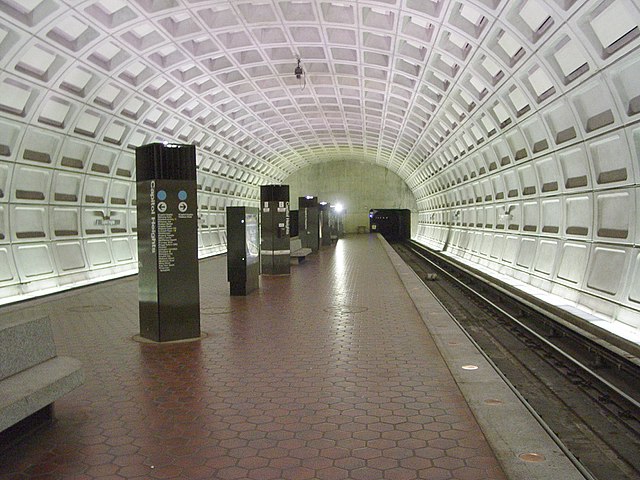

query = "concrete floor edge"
[377, 235, 587, 480]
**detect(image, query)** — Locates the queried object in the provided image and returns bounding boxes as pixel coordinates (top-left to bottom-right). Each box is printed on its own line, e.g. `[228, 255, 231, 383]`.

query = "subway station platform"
[0, 235, 583, 480]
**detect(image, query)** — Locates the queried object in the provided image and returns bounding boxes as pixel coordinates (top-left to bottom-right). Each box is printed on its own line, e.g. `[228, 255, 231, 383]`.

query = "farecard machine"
[298, 196, 320, 253]
[226, 206, 260, 295]
[260, 185, 290, 275]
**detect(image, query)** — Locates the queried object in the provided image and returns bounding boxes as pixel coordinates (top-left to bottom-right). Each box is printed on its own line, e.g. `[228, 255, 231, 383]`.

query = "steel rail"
[404, 242, 640, 413]
[396, 242, 596, 480]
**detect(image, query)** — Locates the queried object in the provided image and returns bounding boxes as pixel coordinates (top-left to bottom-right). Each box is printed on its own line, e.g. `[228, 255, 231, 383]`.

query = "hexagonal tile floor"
[0, 235, 506, 480]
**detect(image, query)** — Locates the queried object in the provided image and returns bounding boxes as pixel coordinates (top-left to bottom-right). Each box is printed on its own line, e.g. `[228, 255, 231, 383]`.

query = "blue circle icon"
[157, 190, 167, 201]
[178, 190, 187, 201]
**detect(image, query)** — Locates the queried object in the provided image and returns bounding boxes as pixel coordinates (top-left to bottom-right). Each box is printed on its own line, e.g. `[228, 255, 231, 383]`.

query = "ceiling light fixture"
[294, 56, 306, 91]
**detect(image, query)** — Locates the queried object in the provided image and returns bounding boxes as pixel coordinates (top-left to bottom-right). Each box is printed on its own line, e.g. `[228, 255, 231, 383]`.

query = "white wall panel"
[201, 231, 212, 248]
[0, 77, 40, 119]
[541, 197, 561, 235]
[51, 207, 80, 238]
[534, 239, 558, 276]
[505, 128, 530, 162]
[534, 156, 561, 195]
[628, 124, 640, 185]
[12, 164, 52, 202]
[490, 174, 505, 201]
[588, 132, 633, 188]
[516, 237, 537, 270]
[637, 186, 640, 247]
[522, 200, 539, 233]
[543, 100, 580, 147]
[564, 193, 592, 239]
[0, 160, 12, 202]
[569, 78, 620, 138]
[58, 138, 92, 171]
[19, 128, 61, 166]
[594, 189, 634, 244]
[83, 176, 109, 205]
[506, 201, 522, 232]
[82, 208, 107, 236]
[52, 171, 82, 203]
[11, 205, 48, 241]
[115, 153, 134, 179]
[480, 232, 492, 257]
[517, 164, 538, 197]
[557, 145, 590, 191]
[556, 242, 589, 285]
[13, 243, 56, 281]
[109, 180, 131, 206]
[501, 235, 519, 265]
[106, 209, 129, 235]
[89, 146, 117, 176]
[52, 241, 87, 272]
[489, 235, 505, 260]
[0, 120, 21, 160]
[485, 204, 497, 229]
[0, 246, 17, 284]
[129, 210, 137, 233]
[469, 231, 482, 255]
[629, 251, 640, 306]
[84, 239, 113, 267]
[586, 245, 628, 297]
[110, 237, 134, 263]
[609, 53, 640, 122]
[0, 204, 6, 242]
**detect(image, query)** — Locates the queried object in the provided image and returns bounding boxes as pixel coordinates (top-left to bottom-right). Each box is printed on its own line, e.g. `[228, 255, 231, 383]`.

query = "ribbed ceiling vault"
[6, 0, 630, 182]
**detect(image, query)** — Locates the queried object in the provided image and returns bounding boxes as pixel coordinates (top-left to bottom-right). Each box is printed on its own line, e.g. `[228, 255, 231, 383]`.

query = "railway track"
[392, 240, 640, 480]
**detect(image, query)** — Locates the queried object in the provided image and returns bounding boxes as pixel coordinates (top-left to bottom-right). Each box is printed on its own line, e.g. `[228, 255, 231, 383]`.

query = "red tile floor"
[0, 235, 506, 480]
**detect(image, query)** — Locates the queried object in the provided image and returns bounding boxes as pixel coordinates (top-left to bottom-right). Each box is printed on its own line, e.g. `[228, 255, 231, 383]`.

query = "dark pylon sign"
[135, 143, 200, 342]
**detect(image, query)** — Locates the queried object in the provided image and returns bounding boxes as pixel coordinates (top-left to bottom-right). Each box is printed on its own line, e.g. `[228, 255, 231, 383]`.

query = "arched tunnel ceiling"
[3, 0, 638, 183]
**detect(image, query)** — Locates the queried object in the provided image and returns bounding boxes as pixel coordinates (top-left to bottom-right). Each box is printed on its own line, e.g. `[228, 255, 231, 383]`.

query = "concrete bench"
[0, 315, 84, 434]
[290, 237, 312, 264]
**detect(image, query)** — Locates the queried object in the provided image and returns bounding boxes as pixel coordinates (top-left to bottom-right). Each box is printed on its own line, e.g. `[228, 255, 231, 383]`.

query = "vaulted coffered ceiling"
[6, 0, 634, 182]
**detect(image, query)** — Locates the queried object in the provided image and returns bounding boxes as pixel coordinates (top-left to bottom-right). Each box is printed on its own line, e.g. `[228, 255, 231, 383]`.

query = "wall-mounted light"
[334, 203, 344, 213]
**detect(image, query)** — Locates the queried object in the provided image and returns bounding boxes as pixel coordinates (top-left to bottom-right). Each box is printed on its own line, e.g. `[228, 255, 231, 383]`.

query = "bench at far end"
[290, 237, 312, 264]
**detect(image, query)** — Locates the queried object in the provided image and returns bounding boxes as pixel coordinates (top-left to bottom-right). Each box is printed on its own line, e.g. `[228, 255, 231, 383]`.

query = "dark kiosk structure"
[135, 143, 200, 342]
[320, 202, 332, 246]
[289, 210, 299, 238]
[260, 185, 290, 275]
[298, 196, 320, 253]
[226, 206, 260, 295]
